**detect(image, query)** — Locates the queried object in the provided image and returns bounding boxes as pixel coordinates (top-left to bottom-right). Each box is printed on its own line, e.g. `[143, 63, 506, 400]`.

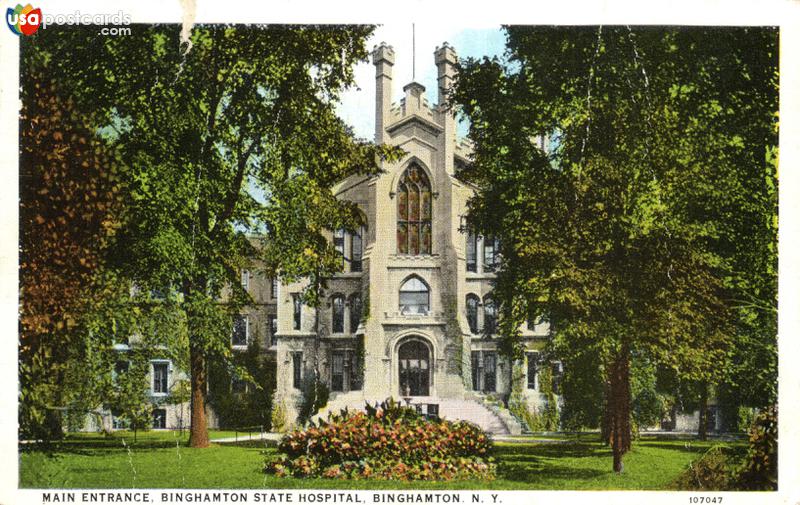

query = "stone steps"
[312, 393, 520, 435]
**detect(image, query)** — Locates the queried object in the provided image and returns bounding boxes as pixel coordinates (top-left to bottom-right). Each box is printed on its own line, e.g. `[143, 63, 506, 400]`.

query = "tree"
[22, 25, 400, 447]
[19, 66, 123, 441]
[452, 26, 777, 472]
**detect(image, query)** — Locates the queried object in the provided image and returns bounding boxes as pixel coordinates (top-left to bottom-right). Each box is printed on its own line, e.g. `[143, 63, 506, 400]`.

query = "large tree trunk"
[608, 344, 631, 473]
[697, 382, 708, 441]
[188, 345, 210, 448]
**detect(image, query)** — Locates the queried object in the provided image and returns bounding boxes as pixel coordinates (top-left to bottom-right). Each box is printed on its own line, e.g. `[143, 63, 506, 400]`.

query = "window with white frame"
[152, 362, 169, 395]
[399, 276, 430, 315]
[241, 269, 250, 290]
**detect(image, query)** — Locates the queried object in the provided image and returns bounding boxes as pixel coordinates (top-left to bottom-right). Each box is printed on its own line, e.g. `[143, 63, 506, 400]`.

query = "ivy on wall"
[508, 356, 559, 432]
[207, 339, 276, 430]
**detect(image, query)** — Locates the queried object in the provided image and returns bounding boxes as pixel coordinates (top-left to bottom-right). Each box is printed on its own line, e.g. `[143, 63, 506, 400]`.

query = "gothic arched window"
[399, 276, 430, 315]
[397, 165, 432, 255]
[483, 295, 497, 334]
[466, 294, 480, 334]
[332, 294, 345, 334]
[350, 225, 364, 272]
[349, 293, 362, 333]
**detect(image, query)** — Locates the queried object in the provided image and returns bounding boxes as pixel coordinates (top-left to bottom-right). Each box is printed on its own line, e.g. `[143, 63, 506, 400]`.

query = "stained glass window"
[397, 165, 432, 255]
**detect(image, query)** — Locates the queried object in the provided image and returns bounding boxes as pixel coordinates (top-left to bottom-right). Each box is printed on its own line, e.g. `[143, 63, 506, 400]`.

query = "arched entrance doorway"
[398, 338, 431, 397]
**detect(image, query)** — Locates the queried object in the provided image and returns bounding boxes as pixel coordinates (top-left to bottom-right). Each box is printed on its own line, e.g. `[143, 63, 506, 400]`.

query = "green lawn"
[61, 429, 258, 441]
[19, 432, 744, 490]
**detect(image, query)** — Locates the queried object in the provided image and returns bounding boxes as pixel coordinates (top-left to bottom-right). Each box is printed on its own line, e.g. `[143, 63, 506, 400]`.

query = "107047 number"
[689, 497, 722, 504]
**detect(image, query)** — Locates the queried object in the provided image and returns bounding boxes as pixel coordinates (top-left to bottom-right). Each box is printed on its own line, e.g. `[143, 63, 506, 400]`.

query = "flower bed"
[265, 398, 496, 481]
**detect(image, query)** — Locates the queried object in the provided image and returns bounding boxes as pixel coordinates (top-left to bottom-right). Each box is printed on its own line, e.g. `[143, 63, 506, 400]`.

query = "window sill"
[330, 272, 364, 279]
[466, 272, 496, 280]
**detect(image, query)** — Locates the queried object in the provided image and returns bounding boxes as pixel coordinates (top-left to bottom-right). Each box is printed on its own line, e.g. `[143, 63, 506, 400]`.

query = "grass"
[19, 431, 745, 490]
[62, 429, 259, 441]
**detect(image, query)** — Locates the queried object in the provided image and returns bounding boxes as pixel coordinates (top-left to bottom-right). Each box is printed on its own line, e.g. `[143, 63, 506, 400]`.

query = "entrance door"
[398, 339, 430, 396]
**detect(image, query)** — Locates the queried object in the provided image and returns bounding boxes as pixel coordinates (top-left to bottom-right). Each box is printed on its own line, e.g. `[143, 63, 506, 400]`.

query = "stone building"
[93, 42, 719, 436]
[270, 42, 551, 434]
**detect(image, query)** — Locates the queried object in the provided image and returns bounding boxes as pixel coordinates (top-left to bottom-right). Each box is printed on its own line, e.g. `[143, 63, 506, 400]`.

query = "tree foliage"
[207, 338, 276, 430]
[19, 67, 123, 440]
[452, 26, 777, 472]
[21, 24, 402, 446]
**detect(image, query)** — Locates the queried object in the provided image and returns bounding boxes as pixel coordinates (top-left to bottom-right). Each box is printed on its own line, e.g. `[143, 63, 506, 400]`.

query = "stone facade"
[86, 42, 719, 436]
[271, 42, 550, 431]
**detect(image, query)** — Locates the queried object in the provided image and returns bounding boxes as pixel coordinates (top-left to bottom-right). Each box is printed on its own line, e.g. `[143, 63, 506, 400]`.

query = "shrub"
[270, 400, 287, 433]
[736, 406, 756, 434]
[672, 446, 738, 490]
[266, 398, 496, 481]
[736, 404, 777, 490]
[509, 400, 546, 432]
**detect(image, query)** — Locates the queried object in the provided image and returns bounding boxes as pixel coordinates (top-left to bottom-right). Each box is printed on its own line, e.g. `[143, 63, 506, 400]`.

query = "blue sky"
[336, 25, 507, 140]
